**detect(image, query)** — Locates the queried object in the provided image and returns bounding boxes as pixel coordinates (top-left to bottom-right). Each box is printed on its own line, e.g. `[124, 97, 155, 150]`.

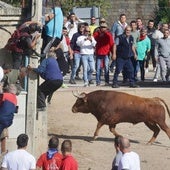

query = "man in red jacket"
[93, 22, 114, 86]
[60, 140, 78, 170]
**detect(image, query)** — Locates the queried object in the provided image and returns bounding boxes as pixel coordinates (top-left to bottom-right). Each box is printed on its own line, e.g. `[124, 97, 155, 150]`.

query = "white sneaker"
[145, 68, 149, 73]
[84, 82, 89, 87]
[153, 78, 157, 82]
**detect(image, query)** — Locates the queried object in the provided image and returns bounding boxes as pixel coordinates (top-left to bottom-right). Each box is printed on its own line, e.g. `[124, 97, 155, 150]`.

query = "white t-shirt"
[2, 149, 36, 170]
[0, 66, 4, 82]
[76, 35, 96, 55]
[118, 151, 140, 170]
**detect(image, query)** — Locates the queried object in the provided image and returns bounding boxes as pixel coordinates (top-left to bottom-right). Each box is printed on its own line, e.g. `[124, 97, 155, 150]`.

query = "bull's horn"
[72, 91, 86, 98]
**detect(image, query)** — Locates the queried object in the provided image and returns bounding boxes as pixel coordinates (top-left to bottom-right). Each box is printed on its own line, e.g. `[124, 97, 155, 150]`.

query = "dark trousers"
[122, 57, 138, 80]
[37, 79, 63, 108]
[138, 60, 145, 81]
[113, 57, 134, 84]
[145, 47, 156, 68]
[12, 52, 23, 69]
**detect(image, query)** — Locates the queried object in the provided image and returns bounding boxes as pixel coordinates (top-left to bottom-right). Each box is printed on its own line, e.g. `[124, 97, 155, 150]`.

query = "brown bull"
[72, 90, 170, 144]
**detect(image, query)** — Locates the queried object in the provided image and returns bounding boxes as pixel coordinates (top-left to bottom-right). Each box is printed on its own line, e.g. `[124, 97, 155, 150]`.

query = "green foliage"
[61, 0, 110, 17]
[2, 0, 109, 17]
[1, 0, 20, 7]
[155, 0, 170, 24]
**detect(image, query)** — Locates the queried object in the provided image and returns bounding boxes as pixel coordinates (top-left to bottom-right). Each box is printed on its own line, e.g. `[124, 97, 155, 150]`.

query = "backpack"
[5, 29, 31, 53]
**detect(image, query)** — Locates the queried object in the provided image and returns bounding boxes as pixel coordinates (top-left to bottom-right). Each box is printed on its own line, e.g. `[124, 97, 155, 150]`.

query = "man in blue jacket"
[28, 51, 63, 111]
[0, 84, 18, 136]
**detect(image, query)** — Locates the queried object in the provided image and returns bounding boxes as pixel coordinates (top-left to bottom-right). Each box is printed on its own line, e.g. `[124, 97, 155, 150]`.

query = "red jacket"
[93, 30, 114, 56]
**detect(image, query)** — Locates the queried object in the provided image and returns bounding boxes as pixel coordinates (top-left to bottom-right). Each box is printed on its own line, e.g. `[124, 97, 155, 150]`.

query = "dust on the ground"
[48, 87, 170, 170]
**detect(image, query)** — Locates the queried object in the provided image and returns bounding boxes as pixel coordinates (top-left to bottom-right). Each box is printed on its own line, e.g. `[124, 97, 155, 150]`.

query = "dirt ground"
[48, 86, 170, 170]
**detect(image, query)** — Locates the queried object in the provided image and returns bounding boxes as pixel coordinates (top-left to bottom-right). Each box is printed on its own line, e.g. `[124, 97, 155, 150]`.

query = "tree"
[1, 0, 21, 7]
[154, 0, 170, 24]
[1, 0, 110, 17]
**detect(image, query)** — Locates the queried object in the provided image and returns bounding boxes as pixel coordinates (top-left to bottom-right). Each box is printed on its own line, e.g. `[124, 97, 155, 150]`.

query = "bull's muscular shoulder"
[88, 90, 126, 109]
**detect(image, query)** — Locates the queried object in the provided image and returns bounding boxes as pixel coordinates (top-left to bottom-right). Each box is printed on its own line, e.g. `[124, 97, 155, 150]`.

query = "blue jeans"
[113, 57, 134, 84]
[138, 60, 145, 81]
[70, 53, 81, 80]
[96, 55, 109, 84]
[81, 54, 95, 83]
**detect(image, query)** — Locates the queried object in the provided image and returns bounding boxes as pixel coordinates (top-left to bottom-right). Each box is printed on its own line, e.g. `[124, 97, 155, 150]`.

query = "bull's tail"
[154, 97, 170, 117]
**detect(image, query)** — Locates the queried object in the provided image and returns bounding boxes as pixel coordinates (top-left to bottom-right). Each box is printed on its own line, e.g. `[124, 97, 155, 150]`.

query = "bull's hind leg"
[144, 122, 160, 144]
[157, 121, 170, 139]
[93, 122, 104, 140]
[109, 125, 121, 137]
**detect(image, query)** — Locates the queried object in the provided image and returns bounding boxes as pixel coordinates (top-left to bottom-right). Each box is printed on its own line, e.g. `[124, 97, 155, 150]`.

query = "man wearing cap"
[93, 17, 106, 33]
[93, 22, 114, 86]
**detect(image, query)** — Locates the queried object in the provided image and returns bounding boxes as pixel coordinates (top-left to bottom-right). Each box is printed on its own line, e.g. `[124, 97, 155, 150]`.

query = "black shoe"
[112, 84, 119, 88]
[89, 80, 94, 84]
[75, 76, 82, 80]
[122, 79, 129, 84]
[37, 107, 46, 111]
[165, 75, 169, 81]
[129, 84, 139, 88]
[105, 82, 110, 86]
[69, 79, 76, 84]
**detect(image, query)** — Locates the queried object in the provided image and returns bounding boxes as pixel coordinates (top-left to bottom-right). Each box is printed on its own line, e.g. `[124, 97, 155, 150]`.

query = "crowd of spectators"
[38, 6, 170, 89]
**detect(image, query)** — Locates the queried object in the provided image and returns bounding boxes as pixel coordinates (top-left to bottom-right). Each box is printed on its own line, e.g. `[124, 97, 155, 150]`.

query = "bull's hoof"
[93, 136, 98, 140]
[146, 141, 153, 145]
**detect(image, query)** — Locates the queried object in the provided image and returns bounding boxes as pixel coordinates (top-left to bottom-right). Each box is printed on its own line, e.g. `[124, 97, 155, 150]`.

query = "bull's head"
[72, 91, 90, 113]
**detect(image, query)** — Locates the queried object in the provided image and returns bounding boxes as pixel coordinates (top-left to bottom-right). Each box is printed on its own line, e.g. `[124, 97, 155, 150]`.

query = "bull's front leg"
[93, 122, 104, 140]
[109, 124, 121, 137]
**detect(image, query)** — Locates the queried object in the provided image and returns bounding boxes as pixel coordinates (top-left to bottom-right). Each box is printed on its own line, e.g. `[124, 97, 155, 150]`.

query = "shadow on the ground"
[119, 81, 170, 88]
[48, 133, 140, 144]
[48, 134, 170, 148]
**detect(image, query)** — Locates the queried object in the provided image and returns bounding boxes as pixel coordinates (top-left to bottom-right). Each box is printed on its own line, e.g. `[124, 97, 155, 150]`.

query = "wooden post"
[26, 0, 47, 158]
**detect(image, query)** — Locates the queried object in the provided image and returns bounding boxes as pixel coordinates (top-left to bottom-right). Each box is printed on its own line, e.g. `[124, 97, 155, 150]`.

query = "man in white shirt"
[65, 12, 84, 40]
[1, 133, 36, 170]
[76, 26, 96, 86]
[118, 137, 140, 170]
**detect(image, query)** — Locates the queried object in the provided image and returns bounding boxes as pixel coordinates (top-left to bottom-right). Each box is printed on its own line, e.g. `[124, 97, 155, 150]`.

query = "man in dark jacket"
[146, 20, 156, 72]
[28, 51, 63, 111]
[0, 84, 18, 136]
[112, 26, 138, 88]
[69, 23, 85, 84]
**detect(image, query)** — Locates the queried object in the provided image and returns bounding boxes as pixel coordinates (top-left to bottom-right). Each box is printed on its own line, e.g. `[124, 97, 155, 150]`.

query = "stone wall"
[106, 0, 158, 27]
[0, 1, 21, 65]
